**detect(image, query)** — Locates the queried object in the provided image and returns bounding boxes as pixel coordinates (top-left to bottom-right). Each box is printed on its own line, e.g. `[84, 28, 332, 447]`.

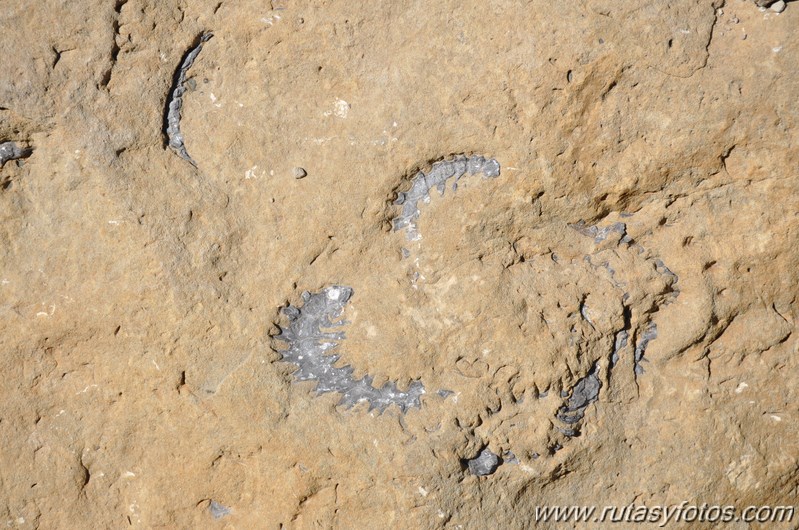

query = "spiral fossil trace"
[273, 155, 680, 470]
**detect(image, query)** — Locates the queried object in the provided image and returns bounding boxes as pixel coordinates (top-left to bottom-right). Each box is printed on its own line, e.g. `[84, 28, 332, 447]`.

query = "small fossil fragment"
[165, 32, 212, 166]
[208, 500, 231, 519]
[634, 321, 658, 376]
[556, 365, 602, 436]
[610, 329, 629, 366]
[466, 448, 500, 476]
[502, 451, 519, 465]
[570, 220, 627, 244]
[274, 286, 425, 413]
[0, 141, 32, 167]
[770, 0, 786, 12]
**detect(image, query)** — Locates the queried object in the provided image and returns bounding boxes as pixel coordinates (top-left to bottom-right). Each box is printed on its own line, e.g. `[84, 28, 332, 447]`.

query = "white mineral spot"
[245, 165, 259, 179]
[770, 415, 782, 422]
[418, 486, 428, 497]
[334, 99, 350, 118]
[735, 382, 748, 393]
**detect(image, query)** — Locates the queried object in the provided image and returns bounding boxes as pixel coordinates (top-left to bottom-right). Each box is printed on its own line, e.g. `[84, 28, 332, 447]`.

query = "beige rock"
[1, 0, 797, 528]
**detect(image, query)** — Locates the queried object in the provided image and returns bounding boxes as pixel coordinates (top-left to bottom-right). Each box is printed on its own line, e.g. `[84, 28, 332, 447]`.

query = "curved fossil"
[273, 154, 680, 465]
[392, 154, 501, 241]
[275, 286, 425, 413]
[164, 32, 212, 166]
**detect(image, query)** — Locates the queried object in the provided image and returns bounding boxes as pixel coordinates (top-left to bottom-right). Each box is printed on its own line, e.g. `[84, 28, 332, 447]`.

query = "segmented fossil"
[274, 154, 680, 462]
[165, 32, 212, 165]
[275, 286, 425, 413]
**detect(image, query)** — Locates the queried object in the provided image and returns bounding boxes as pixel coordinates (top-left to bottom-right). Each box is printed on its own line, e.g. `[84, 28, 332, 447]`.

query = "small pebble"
[770, 0, 786, 12]
[293, 167, 307, 179]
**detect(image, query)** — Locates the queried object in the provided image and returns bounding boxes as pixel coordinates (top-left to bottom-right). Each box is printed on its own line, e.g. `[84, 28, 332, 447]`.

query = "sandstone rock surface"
[1, 0, 797, 528]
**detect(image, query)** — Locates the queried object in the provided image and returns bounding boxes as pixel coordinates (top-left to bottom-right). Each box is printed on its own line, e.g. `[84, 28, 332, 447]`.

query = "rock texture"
[0, 0, 797, 528]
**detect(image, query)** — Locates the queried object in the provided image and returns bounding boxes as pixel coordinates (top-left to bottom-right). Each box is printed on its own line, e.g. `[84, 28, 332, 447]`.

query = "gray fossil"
[466, 448, 500, 476]
[275, 286, 425, 413]
[0, 141, 31, 167]
[556, 366, 602, 436]
[165, 32, 212, 165]
[392, 155, 501, 241]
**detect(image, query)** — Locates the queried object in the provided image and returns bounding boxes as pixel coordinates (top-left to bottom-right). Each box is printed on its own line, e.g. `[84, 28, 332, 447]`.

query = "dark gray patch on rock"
[0, 141, 32, 167]
[610, 329, 628, 366]
[275, 286, 425, 413]
[165, 32, 212, 166]
[466, 448, 500, 476]
[556, 366, 602, 436]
